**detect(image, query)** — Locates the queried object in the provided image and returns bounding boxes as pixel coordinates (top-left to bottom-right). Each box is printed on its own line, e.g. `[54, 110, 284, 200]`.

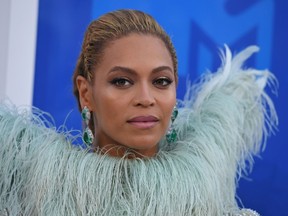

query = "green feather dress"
[0, 46, 277, 216]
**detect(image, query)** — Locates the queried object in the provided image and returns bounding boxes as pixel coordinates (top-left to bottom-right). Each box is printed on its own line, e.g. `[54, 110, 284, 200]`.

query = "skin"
[77, 34, 176, 158]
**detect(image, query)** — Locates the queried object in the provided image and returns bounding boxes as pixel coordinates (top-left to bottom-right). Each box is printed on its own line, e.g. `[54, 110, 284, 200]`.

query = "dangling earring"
[81, 106, 94, 146]
[166, 104, 178, 143]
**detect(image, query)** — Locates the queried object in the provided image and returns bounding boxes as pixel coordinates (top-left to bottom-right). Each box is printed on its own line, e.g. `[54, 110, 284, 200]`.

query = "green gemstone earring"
[166, 104, 178, 143]
[81, 106, 94, 146]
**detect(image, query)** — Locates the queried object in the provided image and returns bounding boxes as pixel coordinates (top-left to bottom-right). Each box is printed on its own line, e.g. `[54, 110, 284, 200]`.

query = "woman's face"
[78, 34, 176, 157]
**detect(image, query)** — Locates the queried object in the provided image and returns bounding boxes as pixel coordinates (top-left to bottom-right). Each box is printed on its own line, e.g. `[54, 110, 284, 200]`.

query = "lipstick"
[127, 116, 159, 129]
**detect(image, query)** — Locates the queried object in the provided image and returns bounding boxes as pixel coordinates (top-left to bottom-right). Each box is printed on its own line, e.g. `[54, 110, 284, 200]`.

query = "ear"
[76, 75, 93, 110]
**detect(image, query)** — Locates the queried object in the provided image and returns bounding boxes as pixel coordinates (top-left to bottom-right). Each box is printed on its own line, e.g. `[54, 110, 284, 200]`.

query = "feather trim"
[0, 46, 277, 215]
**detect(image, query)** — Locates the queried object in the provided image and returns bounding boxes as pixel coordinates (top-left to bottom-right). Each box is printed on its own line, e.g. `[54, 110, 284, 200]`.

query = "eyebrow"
[108, 65, 174, 75]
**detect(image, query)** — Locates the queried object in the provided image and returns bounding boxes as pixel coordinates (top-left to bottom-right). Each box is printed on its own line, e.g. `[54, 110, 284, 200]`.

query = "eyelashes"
[153, 77, 173, 88]
[110, 77, 133, 88]
[109, 77, 173, 89]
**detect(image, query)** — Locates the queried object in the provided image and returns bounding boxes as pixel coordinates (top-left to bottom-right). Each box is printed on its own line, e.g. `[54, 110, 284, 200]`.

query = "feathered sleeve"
[0, 103, 74, 215]
[174, 45, 277, 205]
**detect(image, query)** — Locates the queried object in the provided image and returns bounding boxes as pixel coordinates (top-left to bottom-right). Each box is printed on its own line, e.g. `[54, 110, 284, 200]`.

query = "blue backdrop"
[34, 0, 288, 215]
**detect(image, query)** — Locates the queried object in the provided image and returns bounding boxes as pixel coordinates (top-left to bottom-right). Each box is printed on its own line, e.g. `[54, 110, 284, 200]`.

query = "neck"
[93, 142, 158, 158]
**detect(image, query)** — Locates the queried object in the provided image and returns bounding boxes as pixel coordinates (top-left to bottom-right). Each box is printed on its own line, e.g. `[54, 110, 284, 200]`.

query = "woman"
[0, 9, 277, 215]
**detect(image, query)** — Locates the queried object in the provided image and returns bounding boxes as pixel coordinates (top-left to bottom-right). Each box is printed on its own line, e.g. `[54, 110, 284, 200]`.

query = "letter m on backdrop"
[186, 0, 274, 79]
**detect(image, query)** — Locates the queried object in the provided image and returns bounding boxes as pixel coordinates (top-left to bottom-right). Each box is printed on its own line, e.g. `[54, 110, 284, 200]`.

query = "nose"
[133, 82, 155, 107]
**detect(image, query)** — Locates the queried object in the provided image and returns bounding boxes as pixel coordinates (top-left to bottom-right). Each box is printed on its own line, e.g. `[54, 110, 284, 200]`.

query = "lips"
[127, 116, 159, 129]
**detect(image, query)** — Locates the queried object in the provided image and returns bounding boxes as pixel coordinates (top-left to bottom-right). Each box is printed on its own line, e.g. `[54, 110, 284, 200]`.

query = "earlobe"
[76, 75, 93, 110]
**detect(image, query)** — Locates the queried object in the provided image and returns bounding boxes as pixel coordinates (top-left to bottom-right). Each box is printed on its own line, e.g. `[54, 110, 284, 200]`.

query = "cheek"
[93, 91, 128, 126]
[159, 93, 177, 123]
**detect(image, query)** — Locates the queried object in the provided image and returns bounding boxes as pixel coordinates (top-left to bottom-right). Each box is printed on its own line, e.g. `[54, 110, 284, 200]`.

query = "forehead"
[98, 34, 173, 70]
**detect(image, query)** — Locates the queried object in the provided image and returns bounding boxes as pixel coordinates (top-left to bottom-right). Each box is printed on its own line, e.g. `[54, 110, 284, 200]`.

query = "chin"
[125, 137, 160, 151]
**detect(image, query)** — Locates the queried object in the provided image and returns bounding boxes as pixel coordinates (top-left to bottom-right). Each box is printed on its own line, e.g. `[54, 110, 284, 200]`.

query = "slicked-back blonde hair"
[73, 9, 178, 110]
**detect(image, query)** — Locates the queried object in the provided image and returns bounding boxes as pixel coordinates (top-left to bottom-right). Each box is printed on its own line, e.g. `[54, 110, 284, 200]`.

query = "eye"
[110, 77, 133, 88]
[153, 77, 173, 88]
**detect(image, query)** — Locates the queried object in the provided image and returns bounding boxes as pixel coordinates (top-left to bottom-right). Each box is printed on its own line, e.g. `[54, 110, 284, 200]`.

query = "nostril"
[134, 99, 155, 107]
[133, 87, 156, 107]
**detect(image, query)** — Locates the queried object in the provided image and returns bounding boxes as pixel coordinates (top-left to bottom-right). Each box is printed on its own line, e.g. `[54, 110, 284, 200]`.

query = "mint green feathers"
[0, 46, 277, 215]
